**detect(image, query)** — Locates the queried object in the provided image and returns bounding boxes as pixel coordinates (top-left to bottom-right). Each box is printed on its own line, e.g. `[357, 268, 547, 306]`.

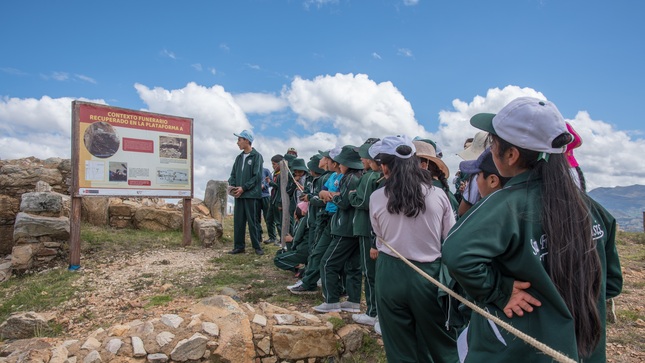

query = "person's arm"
[349, 172, 376, 210]
[603, 210, 623, 299]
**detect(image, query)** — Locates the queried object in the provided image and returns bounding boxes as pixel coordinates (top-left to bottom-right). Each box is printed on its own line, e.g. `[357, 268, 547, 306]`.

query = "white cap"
[470, 97, 570, 154]
[458, 131, 490, 161]
[369, 135, 416, 159]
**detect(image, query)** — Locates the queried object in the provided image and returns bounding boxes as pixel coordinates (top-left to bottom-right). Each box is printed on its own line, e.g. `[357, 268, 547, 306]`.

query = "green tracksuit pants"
[273, 247, 309, 272]
[258, 196, 275, 240]
[376, 253, 459, 363]
[299, 217, 332, 290]
[233, 198, 262, 251]
[265, 203, 281, 241]
[320, 235, 362, 304]
[359, 235, 377, 317]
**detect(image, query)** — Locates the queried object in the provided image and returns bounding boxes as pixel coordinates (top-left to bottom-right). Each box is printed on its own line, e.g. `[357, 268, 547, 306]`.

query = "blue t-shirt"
[324, 172, 343, 213]
[261, 168, 271, 198]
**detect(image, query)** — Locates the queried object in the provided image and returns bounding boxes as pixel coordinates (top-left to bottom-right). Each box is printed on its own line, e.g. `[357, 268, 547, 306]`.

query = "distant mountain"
[588, 185, 645, 232]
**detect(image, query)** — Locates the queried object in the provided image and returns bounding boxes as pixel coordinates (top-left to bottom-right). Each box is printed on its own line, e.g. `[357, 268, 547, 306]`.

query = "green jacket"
[330, 172, 361, 237]
[585, 196, 623, 363]
[228, 148, 264, 199]
[442, 171, 622, 363]
[349, 169, 381, 237]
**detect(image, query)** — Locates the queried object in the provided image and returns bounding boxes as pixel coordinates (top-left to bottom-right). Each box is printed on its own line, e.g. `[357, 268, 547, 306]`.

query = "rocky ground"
[21, 233, 645, 362]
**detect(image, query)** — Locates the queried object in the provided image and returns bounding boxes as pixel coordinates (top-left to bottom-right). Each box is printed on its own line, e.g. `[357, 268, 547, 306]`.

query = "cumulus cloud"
[285, 73, 426, 142]
[1, 81, 643, 199]
[0, 95, 105, 159]
[233, 93, 288, 114]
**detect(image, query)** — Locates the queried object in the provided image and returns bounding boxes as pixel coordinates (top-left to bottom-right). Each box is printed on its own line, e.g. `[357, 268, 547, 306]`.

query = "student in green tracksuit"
[369, 135, 458, 363]
[289, 148, 342, 294]
[348, 138, 381, 326]
[302, 154, 330, 253]
[265, 154, 284, 245]
[443, 97, 622, 363]
[274, 203, 310, 272]
[314, 145, 364, 313]
[228, 130, 265, 255]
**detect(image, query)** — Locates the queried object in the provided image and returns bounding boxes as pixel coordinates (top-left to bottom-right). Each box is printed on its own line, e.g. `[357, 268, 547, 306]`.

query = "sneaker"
[313, 302, 341, 313]
[228, 248, 245, 254]
[289, 285, 318, 295]
[263, 238, 275, 244]
[255, 248, 265, 255]
[340, 301, 361, 313]
[287, 280, 303, 290]
[316, 278, 322, 287]
[374, 321, 382, 335]
[352, 313, 377, 326]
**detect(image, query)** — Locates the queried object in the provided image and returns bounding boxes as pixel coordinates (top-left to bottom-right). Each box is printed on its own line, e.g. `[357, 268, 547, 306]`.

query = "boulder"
[203, 180, 228, 221]
[192, 218, 223, 248]
[12, 212, 70, 242]
[271, 325, 337, 360]
[82, 197, 109, 226]
[19, 192, 64, 217]
[133, 207, 183, 231]
[0, 311, 49, 340]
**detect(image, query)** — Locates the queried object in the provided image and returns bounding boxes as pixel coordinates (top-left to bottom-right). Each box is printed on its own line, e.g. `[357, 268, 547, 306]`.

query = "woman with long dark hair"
[443, 97, 622, 362]
[369, 135, 459, 363]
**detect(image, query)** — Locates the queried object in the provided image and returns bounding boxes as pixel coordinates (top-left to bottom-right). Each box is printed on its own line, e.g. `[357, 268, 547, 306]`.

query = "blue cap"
[234, 129, 254, 143]
[459, 148, 499, 175]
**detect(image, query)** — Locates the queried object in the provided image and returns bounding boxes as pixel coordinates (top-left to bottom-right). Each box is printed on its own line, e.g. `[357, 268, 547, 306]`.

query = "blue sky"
[2, 0, 644, 197]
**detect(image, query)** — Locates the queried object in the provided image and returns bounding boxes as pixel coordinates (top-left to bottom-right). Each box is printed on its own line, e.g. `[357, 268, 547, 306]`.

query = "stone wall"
[0, 157, 227, 278]
[0, 296, 369, 363]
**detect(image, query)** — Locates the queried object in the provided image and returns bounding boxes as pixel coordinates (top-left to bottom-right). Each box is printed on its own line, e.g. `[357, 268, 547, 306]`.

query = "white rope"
[377, 237, 577, 363]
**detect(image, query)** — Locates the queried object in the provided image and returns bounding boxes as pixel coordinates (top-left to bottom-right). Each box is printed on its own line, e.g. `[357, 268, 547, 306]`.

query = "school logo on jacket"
[530, 234, 548, 261]
[247, 159, 253, 166]
[592, 220, 605, 240]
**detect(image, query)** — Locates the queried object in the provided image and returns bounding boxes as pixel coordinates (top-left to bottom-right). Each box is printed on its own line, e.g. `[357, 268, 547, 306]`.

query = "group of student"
[234, 97, 623, 363]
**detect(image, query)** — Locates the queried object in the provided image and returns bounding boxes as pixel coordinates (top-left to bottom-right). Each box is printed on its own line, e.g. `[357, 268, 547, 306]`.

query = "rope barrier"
[377, 237, 577, 363]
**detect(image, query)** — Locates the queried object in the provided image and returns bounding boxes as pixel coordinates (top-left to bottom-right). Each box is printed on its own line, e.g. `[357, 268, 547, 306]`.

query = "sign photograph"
[71, 101, 194, 198]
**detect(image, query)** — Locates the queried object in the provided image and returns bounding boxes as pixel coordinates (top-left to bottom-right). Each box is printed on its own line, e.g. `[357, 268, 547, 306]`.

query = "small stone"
[147, 353, 169, 363]
[83, 350, 102, 363]
[156, 331, 175, 347]
[252, 314, 267, 327]
[108, 324, 129, 336]
[161, 314, 184, 328]
[274, 314, 296, 325]
[257, 336, 271, 355]
[105, 338, 123, 354]
[132, 336, 147, 357]
[80, 337, 101, 351]
[201, 322, 219, 337]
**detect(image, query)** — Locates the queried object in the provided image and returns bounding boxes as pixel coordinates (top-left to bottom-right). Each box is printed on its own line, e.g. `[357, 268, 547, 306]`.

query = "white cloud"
[403, 0, 419, 5]
[219, 43, 230, 52]
[2, 82, 643, 200]
[246, 63, 261, 70]
[372, 52, 382, 60]
[208, 67, 217, 75]
[161, 49, 177, 60]
[285, 73, 426, 143]
[397, 48, 414, 57]
[303, 0, 339, 10]
[0, 95, 105, 159]
[191, 63, 203, 71]
[233, 93, 288, 114]
[75, 74, 97, 84]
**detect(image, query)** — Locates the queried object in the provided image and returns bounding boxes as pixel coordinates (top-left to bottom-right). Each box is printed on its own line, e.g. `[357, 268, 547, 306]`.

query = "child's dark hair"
[481, 170, 511, 187]
[427, 161, 451, 192]
[271, 154, 284, 163]
[380, 147, 434, 218]
[491, 133, 602, 358]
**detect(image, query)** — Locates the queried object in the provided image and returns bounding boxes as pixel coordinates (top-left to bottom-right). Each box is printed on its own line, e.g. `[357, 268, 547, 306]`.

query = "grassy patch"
[0, 268, 80, 323]
[81, 224, 187, 255]
[145, 295, 173, 308]
[340, 333, 387, 363]
[327, 316, 346, 332]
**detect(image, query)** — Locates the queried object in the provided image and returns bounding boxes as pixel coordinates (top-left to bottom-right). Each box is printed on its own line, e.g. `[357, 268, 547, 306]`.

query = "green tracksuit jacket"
[228, 148, 263, 198]
[442, 171, 622, 363]
[330, 172, 361, 237]
[349, 169, 381, 237]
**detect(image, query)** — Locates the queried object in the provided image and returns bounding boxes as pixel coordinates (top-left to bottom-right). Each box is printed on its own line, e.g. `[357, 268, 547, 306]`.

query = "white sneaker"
[313, 302, 341, 313]
[340, 301, 361, 313]
[316, 278, 322, 287]
[287, 280, 303, 290]
[374, 321, 382, 335]
[352, 313, 377, 326]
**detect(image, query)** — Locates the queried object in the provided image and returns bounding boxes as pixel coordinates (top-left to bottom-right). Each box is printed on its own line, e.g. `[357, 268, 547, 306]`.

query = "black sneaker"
[228, 248, 245, 254]
[263, 238, 276, 244]
[255, 248, 265, 256]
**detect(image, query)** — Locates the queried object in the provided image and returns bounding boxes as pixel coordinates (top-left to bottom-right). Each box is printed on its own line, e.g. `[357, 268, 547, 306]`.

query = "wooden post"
[279, 160, 290, 250]
[69, 196, 82, 270]
[182, 198, 192, 246]
[642, 211, 644, 233]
